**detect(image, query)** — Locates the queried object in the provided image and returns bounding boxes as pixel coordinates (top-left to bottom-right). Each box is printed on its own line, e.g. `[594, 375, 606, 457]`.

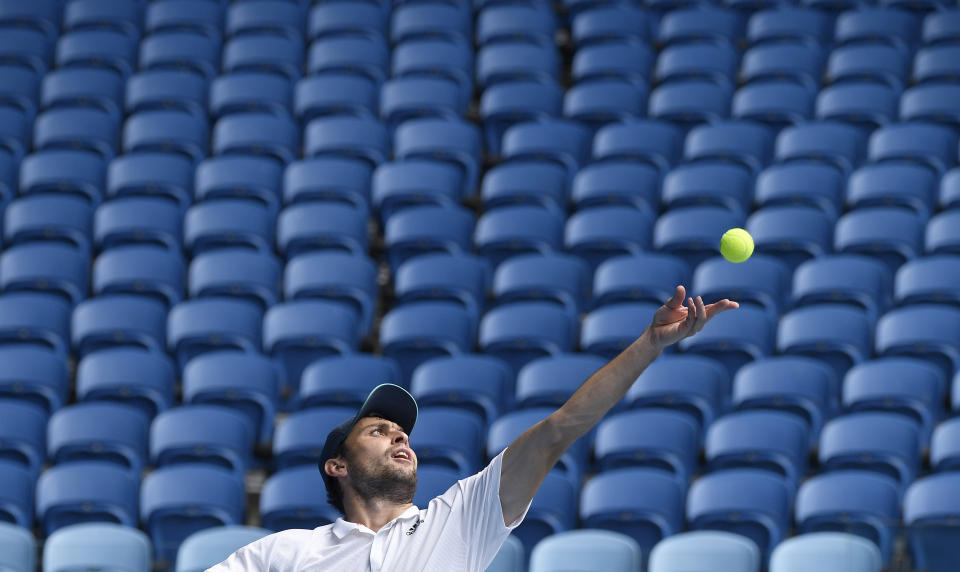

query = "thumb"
[664, 285, 686, 309]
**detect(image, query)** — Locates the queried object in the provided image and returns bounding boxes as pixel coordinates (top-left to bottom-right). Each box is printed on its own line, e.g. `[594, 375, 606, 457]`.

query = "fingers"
[682, 296, 697, 332]
[693, 296, 708, 333]
[665, 285, 686, 309]
[705, 299, 740, 319]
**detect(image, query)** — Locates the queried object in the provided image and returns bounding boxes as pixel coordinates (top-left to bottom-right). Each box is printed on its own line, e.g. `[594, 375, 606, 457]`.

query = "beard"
[347, 452, 418, 505]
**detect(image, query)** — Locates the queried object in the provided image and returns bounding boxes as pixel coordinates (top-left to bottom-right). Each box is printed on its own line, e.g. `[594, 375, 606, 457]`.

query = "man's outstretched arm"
[498, 285, 739, 526]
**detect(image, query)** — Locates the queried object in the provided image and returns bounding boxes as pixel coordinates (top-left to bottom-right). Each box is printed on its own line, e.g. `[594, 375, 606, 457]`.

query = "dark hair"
[326, 439, 349, 515]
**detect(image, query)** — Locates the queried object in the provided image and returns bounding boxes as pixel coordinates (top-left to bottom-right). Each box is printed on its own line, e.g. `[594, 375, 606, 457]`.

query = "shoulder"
[241, 527, 328, 554]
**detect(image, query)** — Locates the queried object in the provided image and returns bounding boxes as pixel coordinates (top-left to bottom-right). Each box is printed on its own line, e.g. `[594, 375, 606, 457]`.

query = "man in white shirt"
[211, 286, 737, 571]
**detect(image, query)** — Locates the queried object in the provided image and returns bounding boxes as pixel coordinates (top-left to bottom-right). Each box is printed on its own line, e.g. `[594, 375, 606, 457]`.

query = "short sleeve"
[207, 543, 263, 571]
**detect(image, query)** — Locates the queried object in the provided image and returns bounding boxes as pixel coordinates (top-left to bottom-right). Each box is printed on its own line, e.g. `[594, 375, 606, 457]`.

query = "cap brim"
[355, 383, 418, 435]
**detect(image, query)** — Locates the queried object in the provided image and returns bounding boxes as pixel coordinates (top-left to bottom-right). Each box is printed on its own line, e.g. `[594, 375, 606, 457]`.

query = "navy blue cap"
[319, 383, 418, 489]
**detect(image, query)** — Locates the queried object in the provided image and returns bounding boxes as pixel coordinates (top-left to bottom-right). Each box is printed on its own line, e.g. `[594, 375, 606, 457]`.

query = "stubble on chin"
[350, 457, 418, 505]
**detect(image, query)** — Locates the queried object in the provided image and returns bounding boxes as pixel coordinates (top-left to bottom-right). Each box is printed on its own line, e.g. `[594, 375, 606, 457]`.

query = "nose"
[391, 428, 408, 445]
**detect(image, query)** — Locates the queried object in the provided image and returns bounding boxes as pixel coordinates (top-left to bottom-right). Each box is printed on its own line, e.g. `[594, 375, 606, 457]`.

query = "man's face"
[340, 415, 418, 504]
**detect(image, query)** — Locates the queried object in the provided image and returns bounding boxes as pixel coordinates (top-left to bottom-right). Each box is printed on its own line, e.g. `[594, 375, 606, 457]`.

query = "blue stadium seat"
[19, 149, 106, 205]
[648, 80, 731, 131]
[941, 168, 960, 210]
[626, 354, 730, 431]
[653, 206, 744, 269]
[76, 347, 175, 419]
[847, 163, 937, 219]
[835, 207, 924, 273]
[922, 9, 960, 45]
[298, 354, 401, 410]
[57, 30, 136, 77]
[47, 402, 149, 473]
[106, 152, 194, 208]
[167, 298, 263, 371]
[795, 471, 901, 564]
[746, 205, 833, 271]
[4, 195, 91, 252]
[212, 113, 298, 165]
[792, 254, 892, 320]
[94, 197, 181, 253]
[649, 530, 760, 572]
[474, 206, 564, 270]
[175, 526, 272, 572]
[283, 156, 372, 209]
[834, 8, 920, 52]
[211, 72, 291, 120]
[140, 464, 245, 565]
[410, 354, 512, 426]
[867, 122, 956, 174]
[380, 77, 463, 133]
[477, 42, 558, 89]
[223, 34, 304, 83]
[34, 108, 118, 160]
[308, 36, 389, 84]
[683, 121, 773, 176]
[0, 399, 46, 474]
[42, 68, 124, 121]
[571, 43, 653, 89]
[656, 42, 738, 89]
[145, 1, 222, 39]
[307, 2, 386, 42]
[0, 0, 58, 40]
[932, 417, 960, 471]
[515, 353, 607, 409]
[770, 532, 884, 572]
[844, 357, 945, 434]
[658, 7, 743, 46]
[390, 2, 471, 46]
[394, 252, 487, 320]
[36, 461, 139, 536]
[777, 305, 873, 379]
[0, 149, 12, 203]
[385, 205, 476, 271]
[733, 82, 815, 130]
[480, 82, 563, 158]
[138, 31, 220, 81]
[661, 162, 754, 215]
[895, 255, 960, 306]
[741, 43, 824, 92]
[594, 408, 700, 479]
[380, 301, 474, 385]
[530, 529, 641, 572]
[593, 253, 691, 307]
[827, 44, 909, 90]
[0, 292, 71, 356]
[481, 160, 567, 214]
[0, 521, 35, 572]
[493, 254, 589, 317]
[706, 410, 810, 482]
[0, 249, 80, 306]
[875, 304, 960, 379]
[42, 523, 151, 572]
[900, 84, 960, 131]
[905, 472, 960, 572]
[182, 352, 280, 447]
[304, 116, 389, 168]
[0, 64, 39, 117]
[591, 120, 683, 175]
[391, 39, 473, 106]
[581, 468, 684, 559]
[259, 466, 338, 531]
[927, 210, 960, 254]
[92, 245, 184, 307]
[815, 83, 900, 132]
[122, 111, 209, 165]
[263, 300, 360, 397]
[501, 120, 590, 179]
[686, 468, 793, 559]
[487, 407, 590, 486]
[819, 412, 922, 486]
[565, 207, 654, 272]
[394, 118, 480, 196]
[125, 69, 207, 119]
[774, 121, 866, 174]
[413, 465, 461, 506]
[581, 302, 659, 360]
[411, 407, 484, 474]
[184, 200, 274, 255]
[487, 534, 524, 572]
[477, 4, 556, 47]
[0, 347, 65, 417]
[277, 202, 368, 259]
[189, 249, 281, 310]
[480, 302, 576, 376]
[0, 459, 33, 528]
[150, 405, 254, 476]
[571, 162, 657, 214]
[562, 80, 647, 134]
[272, 406, 354, 470]
[195, 156, 283, 209]
[679, 306, 776, 377]
[284, 251, 374, 329]
[692, 255, 792, 318]
[64, 0, 140, 38]
[225, 0, 303, 40]
[0, 107, 29, 161]
[571, 4, 650, 47]
[0, 29, 50, 76]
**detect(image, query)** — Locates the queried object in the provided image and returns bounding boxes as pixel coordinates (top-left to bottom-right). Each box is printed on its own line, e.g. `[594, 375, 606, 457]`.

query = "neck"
[343, 495, 415, 532]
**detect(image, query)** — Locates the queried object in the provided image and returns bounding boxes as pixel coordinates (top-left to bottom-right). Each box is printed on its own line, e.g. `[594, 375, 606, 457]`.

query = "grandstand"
[0, 0, 959, 570]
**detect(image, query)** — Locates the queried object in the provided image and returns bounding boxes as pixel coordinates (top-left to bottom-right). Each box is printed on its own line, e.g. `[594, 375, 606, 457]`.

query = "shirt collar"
[331, 506, 421, 539]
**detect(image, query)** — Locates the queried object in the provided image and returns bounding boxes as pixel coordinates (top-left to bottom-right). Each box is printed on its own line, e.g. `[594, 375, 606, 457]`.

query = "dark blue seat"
[595, 409, 700, 479]
[380, 77, 463, 134]
[394, 253, 488, 320]
[875, 305, 960, 379]
[683, 121, 773, 176]
[834, 207, 924, 273]
[225, 0, 303, 40]
[679, 306, 776, 378]
[593, 253, 690, 307]
[706, 411, 810, 482]
[847, 163, 937, 219]
[927, 210, 960, 254]
[307, 35, 389, 84]
[122, 110, 209, 165]
[413, 465, 462, 506]
[260, 466, 338, 531]
[0, 399, 46, 474]
[834, 8, 920, 53]
[819, 412, 921, 487]
[922, 8, 960, 45]
[94, 197, 181, 253]
[571, 4, 650, 47]
[411, 407, 485, 475]
[380, 301, 475, 385]
[661, 162, 754, 215]
[477, 4, 556, 47]
[195, 155, 283, 210]
[754, 163, 845, 219]
[47, 402, 149, 473]
[487, 407, 589, 486]
[391, 2, 471, 46]
[895, 255, 960, 306]
[42, 68, 124, 121]
[562, 80, 647, 135]
[475, 206, 564, 270]
[827, 44, 909, 90]
[0, 65, 39, 118]
[816, 83, 900, 132]
[477, 42, 559, 89]
[570, 162, 657, 215]
[511, 471, 579, 559]
[0, 0, 58, 41]
[92, 245, 184, 307]
[385, 205, 476, 271]
[212, 113, 299, 165]
[126, 69, 207, 119]
[867, 123, 957, 174]
[502, 120, 590, 180]
[932, 417, 960, 471]
[283, 251, 376, 334]
[303, 116, 389, 168]
[0, 28, 50, 76]
[145, 0, 222, 39]
[4, 195, 91, 252]
[591, 120, 683, 175]
[515, 353, 608, 409]
[283, 156, 372, 210]
[796, 471, 901, 564]
[481, 160, 567, 214]
[307, 2, 386, 42]
[900, 84, 960, 132]
[774, 121, 866, 174]
[36, 461, 139, 536]
[648, 81, 731, 131]
[410, 354, 512, 426]
[687, 469, 793, 560]
[653, 206, 744, 269]
[211, 72, 292, 120]
[56, 30, 136, 77]
[792, 254, 893, 320]
[741, 43, 824, 93]
[277, 202, 368, 259]
[733, 82, 814, 131]
[391, 39, 473, 105]
[905, 472, 960, 572]
[34, 108, 118, 160]
[222, 34, 304, 83]
[581, 302, 660, 360]
[0, 292, 71, 356]
[138, 31, 220, 81]
[106, 152, 193, 208]
[777, 304, 873, 379]
[393, 118, 481, 196]
[627, 354, 730, 433]
[565, 207, 654, 273]
[843, 357, 945, 435]
[942, 168, 960, 210]
[20, 154, 103, 206]
[140, 464, 245, 564]
[480, 82, 562, 158]
[182, 352, 280, 447]
[150, 405, 254, 476]
[167, 298, 263, 371]
[64, 0, 141, 39]
[298, 354, 401, 410]
[493, 254, 589, 317]
[0, 460, 33, 528]
[480, 302, 577, 377]
[692, 255, 792, 317]
[272, 406, 355, 470]
[0, 346, 66, 416]
[184, 200, 274, 256]
[746, 205, 833, 271]
[658, 7, 744, 47]
[76, 347, 175, 419]
[655, 42, 738, 89]
[570, 43, 653, 88]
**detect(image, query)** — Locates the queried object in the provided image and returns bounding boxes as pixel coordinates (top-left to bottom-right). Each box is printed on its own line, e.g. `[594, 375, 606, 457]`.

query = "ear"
[325, 457, 347, 479]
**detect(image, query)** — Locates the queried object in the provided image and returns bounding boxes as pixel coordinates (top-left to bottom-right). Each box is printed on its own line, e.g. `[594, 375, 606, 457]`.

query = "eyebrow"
[361, 421, 400, 433]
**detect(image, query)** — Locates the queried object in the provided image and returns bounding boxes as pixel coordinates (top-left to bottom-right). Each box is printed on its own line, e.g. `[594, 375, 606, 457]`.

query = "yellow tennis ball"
[720, 228, 754, 263]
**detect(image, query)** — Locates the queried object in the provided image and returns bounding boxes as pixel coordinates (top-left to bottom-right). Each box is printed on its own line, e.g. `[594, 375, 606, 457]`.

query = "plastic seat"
[706, 411, 810, 481]
[792, 255, 892, 320]
[875, 304, 960, 379]
[76, 348, 174, 419]
[393, 252, 486, 319]
[816, 83, 900, 132]
[591, 120, 683, 175]
[413, 464, 462, 506]
[379, 301, 474, 385]
[827, 44, 909, 90]
[2, 264, 77, 326]
[42, 523, 151, 572]
[183, 200, 274, 256]
[905, 472, 960, 572]
[486, 534, 524, 572]
[0, 28, 50, 76]
[3, 193, 92, 251]
[477, 4, 555, 47]
[835, 207, 924, 273]
[0, 520, 35, 571]
[932, 417, 960, 471]
[661, 162, 754, 215]
[571, 43, 654, 89]
[410, 354, 512, 426]
[570, 162, 658, 214]
[212, 113, 298, 166]
[145, 1, 222, 39]
[307, 36, 389, 85]
[0, 460, 33, 527]
[515, 353, 608, 410]
[679, 306, 776, 378]
[867, 123, 957, 174]
[570, 3, 650, 45]
[410, 407, 484, 475]
[593, 253, 691, 307]
[167, 298, 263, 371]
[649, 530, 760, 572]
[656, 42, 738, 89]
[272, 406, 355, 470]
[480, 302, 576, 376]
[847, 163, 937, 219]
[36, 461, 139, 536]
[648, 81, 731, 131]
[777, 305, 873, 379]
[0, 62, 39, 118]
[770, 532, 883, 572]
[692, 255, 791, 318]
[733, 82, 814, 131]
[746, 205, 833, 271]
[686, 469, 793, 559]
[42, 68, 124, 121]
[529, 529, 641, 572]
[391, 39, 473, 105]
[379, 77, 463, 133]
[594, 409, 700, 479]
[754, 163, 844, 219]
[653, 206, 744, 269]
[480, 161, 566, 217]
[562, 80, 647, 134]
[565, 207, 654, 272]
[122, 111, 209, 165]
[900, 84, 960, 131]
[487, 407, 590, 486]
[303, 116, 388, 168]
[140, 464, 245, 565]
[477, 42, 558, 89]
[480, 82, 563, 158]
[307, 1, 385, 41]
[774, 121, 866, 174]
[106, 152, 194, 208]
[182, 352, 280, 447]
[261, 465, 340, 531]
[0, 349, 65, 419]
[56, 30, 136, 77]
[927, 210, 960, 254]
[0, 292, 71, 356]
[922, 8, 960, 45]
[393, 118, 481, 196]
[0, 399, 46, 473]
[741, 43, 824, 92]
[474, 206, 564, 270]
[384, 205, 476, 271]
[795, 472, 900, 564]
[501, 120, 591, 179]
[0, 0, 58, 40]
[493, 254, 589, 316]
[92, 246, 184, 307]
[34, 108, 118, 161]
[175, 525, 272, 572]
[223, 34, 304, 83]
[283, 157, 372, 209]
[298, 354, 401, 410]
[211, 72, 292, 121]
[125, 70, 207, 119]
[188, 150, 284, 208]
[276, 202, 368, 259]
[18, 149, 106, 205]
[819, 412, 921, 486]
[683, 121, 774, 176]
[139, 31, 221, 81]
[942, 168, 960, 210]
[834, 8, 920, 52]
[64, 0, 140, 38]
[225, 1, 302, 40]
[895, 255, 960, 306]
[0, 105, 30, 163]
[94, 197, 181, 253]
[581, 302, 660, 360]
[150, 405, 254, 476]
[390, 2, 470, 46]
[47, 402, 149, 472]
[658, 7, 743, 46]
[189, 249, 281, 310]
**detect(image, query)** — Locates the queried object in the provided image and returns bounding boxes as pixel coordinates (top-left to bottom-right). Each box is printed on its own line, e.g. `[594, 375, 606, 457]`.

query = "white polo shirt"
[209, 447, 531, 572]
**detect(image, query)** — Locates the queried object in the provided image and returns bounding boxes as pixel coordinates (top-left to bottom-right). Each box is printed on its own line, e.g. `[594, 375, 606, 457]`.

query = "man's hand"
[645, 285, 739, 352]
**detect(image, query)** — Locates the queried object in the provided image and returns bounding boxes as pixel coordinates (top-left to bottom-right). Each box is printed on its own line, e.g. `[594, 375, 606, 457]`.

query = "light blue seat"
[648, 530, 760, 572]
[47, 402, 150, 473]
[43, 523, 151, 572]
[905, 472, 960, 572]
[770, 532, 882, 572]
[260, 466, 338, 531]
[0, 520, 35, 572]
[36, 461, 139, 536]
[516, 353, 607, 410]
[595, 409, 700, 479]
[529, 529, 641, 572]
[485, 534, 524, 572]
[175, 526, 273, 572]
